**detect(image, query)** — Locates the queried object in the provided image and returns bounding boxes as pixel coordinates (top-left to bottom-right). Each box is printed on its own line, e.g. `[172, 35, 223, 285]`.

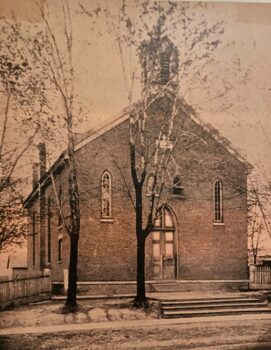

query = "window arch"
[101, 171, 112, 218]
[153, 206, 175, 229]
[214, 180, 223, 222]
[173, 175, 184, 197]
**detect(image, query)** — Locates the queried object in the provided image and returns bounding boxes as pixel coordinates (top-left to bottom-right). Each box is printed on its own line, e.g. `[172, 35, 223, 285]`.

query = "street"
[1, 317, 271, 350]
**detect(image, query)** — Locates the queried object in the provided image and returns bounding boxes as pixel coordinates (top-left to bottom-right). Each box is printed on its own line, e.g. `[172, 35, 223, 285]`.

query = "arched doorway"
[152, 207, 177, 280]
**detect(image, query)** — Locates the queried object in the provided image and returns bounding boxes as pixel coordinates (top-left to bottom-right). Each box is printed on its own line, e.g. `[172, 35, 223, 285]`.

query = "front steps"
[151, 280, 249, 293]
[161, 295, 271, 318]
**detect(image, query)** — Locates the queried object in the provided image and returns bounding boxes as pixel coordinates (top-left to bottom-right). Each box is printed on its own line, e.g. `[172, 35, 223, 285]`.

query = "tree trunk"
[134, 231, 147, 307]
[253, 251, 257, 266]
[130, 142, 148, 308]
[65, 231, 79, 312]
[64, 117, 80, 313]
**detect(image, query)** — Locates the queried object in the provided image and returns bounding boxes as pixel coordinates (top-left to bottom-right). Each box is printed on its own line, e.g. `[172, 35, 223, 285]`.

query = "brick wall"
[26, 99, 249, 282]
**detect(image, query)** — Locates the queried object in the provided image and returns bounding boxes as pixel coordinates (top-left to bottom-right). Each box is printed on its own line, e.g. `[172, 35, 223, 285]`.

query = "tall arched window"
[214, 180, 223, 222]
[101, 171, 112, 218]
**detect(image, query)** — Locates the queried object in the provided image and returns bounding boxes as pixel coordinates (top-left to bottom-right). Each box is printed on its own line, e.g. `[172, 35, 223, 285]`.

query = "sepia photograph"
[1, 0, 271, 349]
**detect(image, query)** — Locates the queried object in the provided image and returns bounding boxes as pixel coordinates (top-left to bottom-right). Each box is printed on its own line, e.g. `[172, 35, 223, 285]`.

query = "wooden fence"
[0, 270, 51, 308]
[250, 265, 271, 290]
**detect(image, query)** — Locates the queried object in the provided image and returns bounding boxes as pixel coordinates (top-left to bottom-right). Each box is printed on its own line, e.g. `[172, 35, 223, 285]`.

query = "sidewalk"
[52, 290, 267, 301]
[147, 290, 266, 300]
[1, 313, 271, 336]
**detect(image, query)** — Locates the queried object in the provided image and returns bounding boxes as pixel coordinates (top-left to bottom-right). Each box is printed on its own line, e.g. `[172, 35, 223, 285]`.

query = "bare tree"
[0, 23, 42, 251]
[0, 186, 26, 251]
[36, 0, 80, 312]
[5, 0, 83, 312]
[248, 181, 265, 265]
[81, 0, 229, 306]
[248, 171, 271, 265]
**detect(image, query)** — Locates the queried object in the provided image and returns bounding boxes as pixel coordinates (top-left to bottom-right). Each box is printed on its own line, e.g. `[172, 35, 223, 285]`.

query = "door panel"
[165, 231, 173, 241]
[163, 231, 175, 279]
[152, 233, 162, 279]
[152, 230, 176, 280]
[165, 243, 173, 257]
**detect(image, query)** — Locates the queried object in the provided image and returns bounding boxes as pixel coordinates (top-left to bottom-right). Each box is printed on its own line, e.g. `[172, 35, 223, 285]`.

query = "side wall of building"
[27, 169, 70, 281]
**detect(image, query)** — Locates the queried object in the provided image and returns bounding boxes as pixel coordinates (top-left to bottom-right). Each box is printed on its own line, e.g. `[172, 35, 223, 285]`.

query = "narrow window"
[173, 176, 184, 197]
[214, 180, 223, 222]
[160, 52, 170, 85]
[47, 198, 51, 264]
[101, 171, 112, 218]
[58, 187, 63, 227]
[58, 237, 63, 262]
[32, 212, 36, 266]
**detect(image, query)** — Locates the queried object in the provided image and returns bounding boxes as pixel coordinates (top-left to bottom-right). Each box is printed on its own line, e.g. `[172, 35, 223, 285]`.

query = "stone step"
[152, 281, 248, 292]
[163, 301, 267, 312]
[161, 297, 261, 306]
[160, 295, 271, 319]
[162, 307, 271, 319]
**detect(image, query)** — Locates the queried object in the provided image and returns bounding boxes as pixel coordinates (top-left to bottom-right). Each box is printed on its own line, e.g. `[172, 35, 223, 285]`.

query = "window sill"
[213, 222, 225, 226]
[146, 194, 159, 197]
[172, 194, 185, 199]
[57, 260, 62, 264]
[100, 218, 114, 223]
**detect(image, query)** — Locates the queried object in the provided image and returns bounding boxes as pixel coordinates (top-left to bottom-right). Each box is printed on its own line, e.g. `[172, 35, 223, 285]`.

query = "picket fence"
[0, 270, 51, 308]
[250, 265, 271, 290]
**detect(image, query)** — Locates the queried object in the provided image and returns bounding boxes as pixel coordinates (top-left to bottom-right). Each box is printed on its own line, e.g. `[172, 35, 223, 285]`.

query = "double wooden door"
[152, 231, 176, 279]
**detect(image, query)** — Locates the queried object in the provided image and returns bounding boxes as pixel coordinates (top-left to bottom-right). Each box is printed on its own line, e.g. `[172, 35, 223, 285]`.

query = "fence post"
[63, 269, 69, 294]
[0, 273, 52, 309]
[249, 265, 256, 288]
[43, 268, 52, 293]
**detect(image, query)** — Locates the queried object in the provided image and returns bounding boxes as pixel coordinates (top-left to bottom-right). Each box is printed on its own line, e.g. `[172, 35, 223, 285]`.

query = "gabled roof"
[176, 97, 252, 170]
[24, 97, 252, 207]
[75, 107, 130, 152]
[76, 96, 252, 170]
[24, 108, 130, 207]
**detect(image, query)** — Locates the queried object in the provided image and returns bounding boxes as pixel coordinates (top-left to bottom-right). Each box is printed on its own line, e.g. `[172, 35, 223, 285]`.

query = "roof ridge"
[75, 107, 130, 152]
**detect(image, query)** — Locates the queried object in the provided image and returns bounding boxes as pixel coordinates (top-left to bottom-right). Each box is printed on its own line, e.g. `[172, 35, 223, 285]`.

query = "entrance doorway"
[152, 207, 176, 280]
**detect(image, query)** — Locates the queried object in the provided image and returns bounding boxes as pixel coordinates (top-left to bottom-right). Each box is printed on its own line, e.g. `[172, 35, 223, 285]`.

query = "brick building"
[24, 32, 251, 289]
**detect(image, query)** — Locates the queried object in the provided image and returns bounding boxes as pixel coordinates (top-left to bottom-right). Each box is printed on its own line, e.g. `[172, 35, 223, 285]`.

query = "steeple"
[139, 16, 179, 97]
